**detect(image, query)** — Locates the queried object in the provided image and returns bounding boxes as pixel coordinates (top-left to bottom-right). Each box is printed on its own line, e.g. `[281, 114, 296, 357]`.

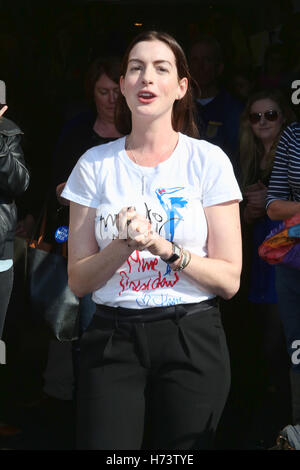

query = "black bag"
[16, 208, 80, 341]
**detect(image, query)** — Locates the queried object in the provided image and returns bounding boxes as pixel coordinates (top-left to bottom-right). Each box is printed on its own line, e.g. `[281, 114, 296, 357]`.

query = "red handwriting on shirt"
[126, 250, 159, 273]
[119, 270, 179, 295]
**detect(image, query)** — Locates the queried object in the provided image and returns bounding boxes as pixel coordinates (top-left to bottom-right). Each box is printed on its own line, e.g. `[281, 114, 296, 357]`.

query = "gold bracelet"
[172, 249, 192, 271]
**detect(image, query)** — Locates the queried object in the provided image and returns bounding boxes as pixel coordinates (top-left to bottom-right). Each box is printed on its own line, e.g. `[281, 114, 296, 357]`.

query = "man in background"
[189, 36, 243, 173]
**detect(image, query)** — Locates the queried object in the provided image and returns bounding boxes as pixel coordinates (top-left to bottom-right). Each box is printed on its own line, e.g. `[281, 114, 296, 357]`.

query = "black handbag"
[16, 208, 80, 341]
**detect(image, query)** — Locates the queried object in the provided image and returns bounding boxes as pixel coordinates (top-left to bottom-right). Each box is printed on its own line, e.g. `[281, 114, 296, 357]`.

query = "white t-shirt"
[0, 259, 13, 272]
[62, 132, 242, 309]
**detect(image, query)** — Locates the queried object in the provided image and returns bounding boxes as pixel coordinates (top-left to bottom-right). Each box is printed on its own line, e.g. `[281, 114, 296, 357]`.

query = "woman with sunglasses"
[239, 90, 296, 444]
[61, 30, 242, 450]
[266, 121, 300, 449]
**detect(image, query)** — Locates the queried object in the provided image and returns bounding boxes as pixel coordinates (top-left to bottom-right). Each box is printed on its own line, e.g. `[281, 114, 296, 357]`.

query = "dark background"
[0, 0, 299, 450]
[1, 0, 299, 215]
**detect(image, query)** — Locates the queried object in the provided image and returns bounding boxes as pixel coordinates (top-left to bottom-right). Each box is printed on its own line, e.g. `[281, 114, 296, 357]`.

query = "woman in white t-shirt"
[62, 31, 242, 450]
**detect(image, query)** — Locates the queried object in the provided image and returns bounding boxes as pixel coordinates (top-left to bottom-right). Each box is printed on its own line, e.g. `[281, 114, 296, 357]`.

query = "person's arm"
[266, 125, 300, 220]
[68, 200, 242, 300]
[67, 202, 134, 297]
[181, 201, 242, 299]
[0, 117, 29, 198]
[267, 200, 300, 220]
[143, 201, 242, 299]
[124, 201, 242, 299]
[122, 202, 242, 300]
[56, 182, 69, 206]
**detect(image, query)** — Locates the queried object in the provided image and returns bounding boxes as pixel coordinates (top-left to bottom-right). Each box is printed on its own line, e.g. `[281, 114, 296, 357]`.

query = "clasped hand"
[117, 206, 163, 255]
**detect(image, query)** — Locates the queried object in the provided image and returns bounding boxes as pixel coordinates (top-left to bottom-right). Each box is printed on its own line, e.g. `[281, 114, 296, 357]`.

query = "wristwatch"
[161, 241, 182, 264]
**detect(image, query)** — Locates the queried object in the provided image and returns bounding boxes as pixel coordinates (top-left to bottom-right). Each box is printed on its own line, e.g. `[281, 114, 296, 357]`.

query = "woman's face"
[94, 73, 120, 122]
[249, 98, 284, 143]
[120, 39, 187, 123]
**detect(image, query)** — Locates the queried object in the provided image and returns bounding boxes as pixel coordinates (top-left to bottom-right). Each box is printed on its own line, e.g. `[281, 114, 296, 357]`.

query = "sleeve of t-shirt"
[202, 144, 243, 207]
[266, 126, 292, 208]
[61, 149, 100, 208]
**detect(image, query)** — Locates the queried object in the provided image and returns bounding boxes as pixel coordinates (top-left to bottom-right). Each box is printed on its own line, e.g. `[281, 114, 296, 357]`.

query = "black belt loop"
[115, 309, 119, 329]
[174, 305, 180, 325]
[175, 304, 188, 324]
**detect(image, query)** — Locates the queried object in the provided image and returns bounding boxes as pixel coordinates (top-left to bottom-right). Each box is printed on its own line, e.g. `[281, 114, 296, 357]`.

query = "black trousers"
[0, 267, 13, 339]
[76, 301, 231, 450]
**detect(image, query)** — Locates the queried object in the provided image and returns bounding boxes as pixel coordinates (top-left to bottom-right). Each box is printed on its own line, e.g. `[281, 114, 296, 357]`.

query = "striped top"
[266, 122, 300, 208]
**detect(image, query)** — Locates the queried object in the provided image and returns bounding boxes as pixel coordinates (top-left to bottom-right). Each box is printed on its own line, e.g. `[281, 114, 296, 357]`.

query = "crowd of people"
[0, 15, 300, 451]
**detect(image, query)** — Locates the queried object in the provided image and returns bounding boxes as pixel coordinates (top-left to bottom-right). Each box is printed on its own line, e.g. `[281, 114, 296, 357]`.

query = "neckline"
[92, 129, 118, 141]
[119, 133, 183, 173]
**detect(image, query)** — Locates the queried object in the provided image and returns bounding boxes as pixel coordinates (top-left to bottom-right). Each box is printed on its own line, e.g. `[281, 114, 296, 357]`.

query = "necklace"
[126, 135, 178, 166]
[126, 139, 139, 165]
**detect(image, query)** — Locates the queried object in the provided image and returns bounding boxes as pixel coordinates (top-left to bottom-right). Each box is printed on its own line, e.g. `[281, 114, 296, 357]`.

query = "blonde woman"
[239, 90, 296, 443]
[240, 90, 295, 298]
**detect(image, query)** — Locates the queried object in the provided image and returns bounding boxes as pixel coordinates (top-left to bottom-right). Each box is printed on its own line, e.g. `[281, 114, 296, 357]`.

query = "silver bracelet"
[172, 249, 191, 271]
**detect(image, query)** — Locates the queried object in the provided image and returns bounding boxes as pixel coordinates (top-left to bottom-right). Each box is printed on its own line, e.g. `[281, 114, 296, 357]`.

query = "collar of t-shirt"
[196, 97, 215, 106]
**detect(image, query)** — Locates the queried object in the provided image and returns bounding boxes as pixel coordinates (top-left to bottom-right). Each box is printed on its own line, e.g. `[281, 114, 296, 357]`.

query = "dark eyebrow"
[128, 59, 172, 66]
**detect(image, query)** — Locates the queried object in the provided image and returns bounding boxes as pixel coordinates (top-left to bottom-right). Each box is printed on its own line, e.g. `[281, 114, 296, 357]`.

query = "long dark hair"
[85, 56, 121, 105]
[115, 31, 199, 138]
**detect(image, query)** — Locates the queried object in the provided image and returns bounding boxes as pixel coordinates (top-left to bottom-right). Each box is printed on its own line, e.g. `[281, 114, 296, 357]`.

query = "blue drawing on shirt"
[136, 292, 183, 308]
[155, 187, 189, 275]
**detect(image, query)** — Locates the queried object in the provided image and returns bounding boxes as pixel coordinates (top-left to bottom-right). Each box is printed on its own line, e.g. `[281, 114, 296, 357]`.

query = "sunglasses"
[249, 110, 280, 124]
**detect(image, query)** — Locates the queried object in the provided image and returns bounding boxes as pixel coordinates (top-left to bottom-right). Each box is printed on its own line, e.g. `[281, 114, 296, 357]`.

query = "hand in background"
[15, 214, 35, 238]
[244, 180, 268, 223]
[56, 182, 69, 206]
[244, 204, 266, 222]
[244, 180, 267, 207]
[0, 105, 8, 118]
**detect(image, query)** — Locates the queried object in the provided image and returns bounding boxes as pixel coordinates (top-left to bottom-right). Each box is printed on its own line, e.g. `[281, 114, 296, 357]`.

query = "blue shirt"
[195, 88, 244, 173]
